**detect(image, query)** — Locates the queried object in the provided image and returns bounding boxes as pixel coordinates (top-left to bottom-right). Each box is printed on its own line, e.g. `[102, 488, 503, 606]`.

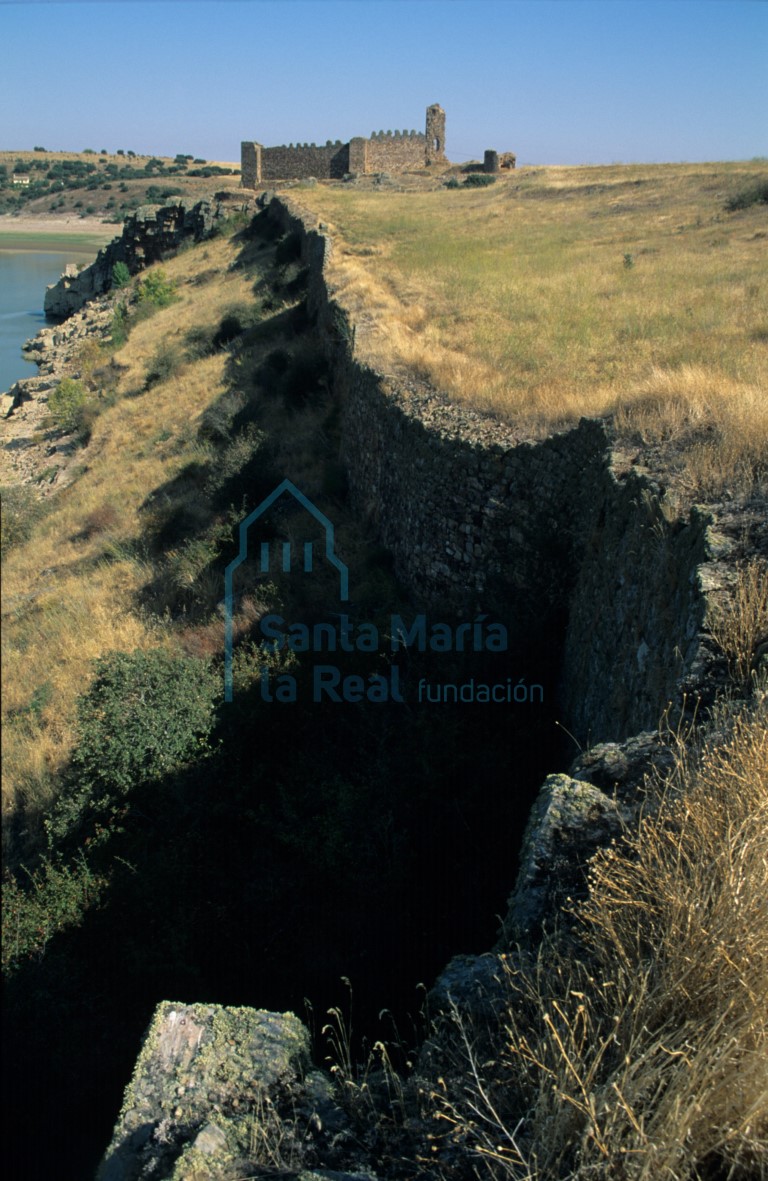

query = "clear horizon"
[1, 0, 766, 166]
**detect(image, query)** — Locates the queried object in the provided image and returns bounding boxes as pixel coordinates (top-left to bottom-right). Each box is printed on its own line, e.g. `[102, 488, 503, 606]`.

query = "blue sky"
[1, 0, 766, 164]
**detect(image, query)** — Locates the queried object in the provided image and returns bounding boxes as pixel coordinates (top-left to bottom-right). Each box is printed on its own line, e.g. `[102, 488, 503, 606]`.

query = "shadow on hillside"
[3, 638, 566, 1177]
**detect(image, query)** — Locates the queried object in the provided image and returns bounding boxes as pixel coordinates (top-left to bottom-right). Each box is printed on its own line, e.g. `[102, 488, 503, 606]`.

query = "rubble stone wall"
[262, 192, 712, 744]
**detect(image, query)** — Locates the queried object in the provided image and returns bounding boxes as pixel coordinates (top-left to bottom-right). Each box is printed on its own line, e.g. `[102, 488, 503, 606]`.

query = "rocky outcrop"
[43, 199, 224, 319]
[95, 1001, 384, 1181]
[96, 1003, 311, 1181]
[1, 295, 119, 487]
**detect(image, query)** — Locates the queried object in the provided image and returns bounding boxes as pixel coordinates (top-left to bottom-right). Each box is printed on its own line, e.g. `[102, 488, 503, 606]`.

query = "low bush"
[111, 260, 131, 288]
[0, 486, 47, 558]
[145, 342, 184, 388]
[725, 179, 768, 211]
[212, 313, 244, 350]
[198, 391, 244, 442]
[109, 302, 130, 346]
[46, 648, 220, 844]
[47, 377, 90, 433]
[80, 503, 120, 539]
[463, 172, 496, 187]
[136, 268, 177, 310]
[2, 854, 107, 973]
[205, 423, 272, 501]
[184, 323, 217, 359]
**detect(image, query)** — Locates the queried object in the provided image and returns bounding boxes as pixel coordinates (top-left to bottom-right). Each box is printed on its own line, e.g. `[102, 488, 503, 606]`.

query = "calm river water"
[0, 242, 105, 394]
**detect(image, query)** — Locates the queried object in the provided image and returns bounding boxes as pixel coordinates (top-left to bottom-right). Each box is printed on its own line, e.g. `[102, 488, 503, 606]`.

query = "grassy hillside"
[299, 161, 768, 497]
[1, 179, 766, 1180]
[2, 229, 252, 826]
[0, 148, 241, 221]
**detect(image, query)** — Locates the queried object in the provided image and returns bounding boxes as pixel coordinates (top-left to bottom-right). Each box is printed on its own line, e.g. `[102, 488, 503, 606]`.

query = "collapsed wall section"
[261, 194, 711, 743]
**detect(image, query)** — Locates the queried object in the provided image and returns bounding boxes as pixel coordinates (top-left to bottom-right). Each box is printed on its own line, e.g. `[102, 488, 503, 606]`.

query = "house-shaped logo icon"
[224, 479, 349, 701]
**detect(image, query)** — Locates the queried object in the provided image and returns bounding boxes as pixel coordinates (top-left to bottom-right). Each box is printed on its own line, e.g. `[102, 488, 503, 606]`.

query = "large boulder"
[96, 1002, 311, 1181]
[499, 772, 625, 944]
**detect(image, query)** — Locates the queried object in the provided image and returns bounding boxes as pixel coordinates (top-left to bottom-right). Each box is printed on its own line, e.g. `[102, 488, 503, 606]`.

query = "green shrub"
[145, 342, 183, 388]
[47, 377, 90, 433]
[136, 268, 177, 309]
[0, 485, 47, 558]
[444, 177, 461, 189]
[2, 854, 107, 973]
[464, 173, 496, 187]
[47, 649, 219, 844]
[725, 180, 768, 211]
[145, 184, 183, 202]
[110, 302, 130, 346]
[111, 260, 131, 288]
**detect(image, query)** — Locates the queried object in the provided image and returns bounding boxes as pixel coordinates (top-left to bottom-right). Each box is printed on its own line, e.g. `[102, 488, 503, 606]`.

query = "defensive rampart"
[261, 192, 715, 744]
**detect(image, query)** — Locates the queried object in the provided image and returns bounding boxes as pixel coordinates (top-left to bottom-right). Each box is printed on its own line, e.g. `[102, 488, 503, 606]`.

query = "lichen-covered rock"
[568, 729, 676, 801]
[499, 773, 625, 944]
[96, 1001, 310, 1181]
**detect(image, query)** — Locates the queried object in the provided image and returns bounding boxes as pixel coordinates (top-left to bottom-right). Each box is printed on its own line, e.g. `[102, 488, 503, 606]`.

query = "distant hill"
[0, 148, 241, 221]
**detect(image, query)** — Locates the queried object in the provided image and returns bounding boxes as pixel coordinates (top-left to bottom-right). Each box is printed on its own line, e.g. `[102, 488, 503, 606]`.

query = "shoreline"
[0, 214, 118, 252]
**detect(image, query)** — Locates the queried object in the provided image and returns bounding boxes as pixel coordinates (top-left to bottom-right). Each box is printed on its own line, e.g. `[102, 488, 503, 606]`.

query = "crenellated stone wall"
[365, 130, 428, 172]
[261, 192, 713, 745]
[261, 140, 350, 181]
[242, 105, 445, 184]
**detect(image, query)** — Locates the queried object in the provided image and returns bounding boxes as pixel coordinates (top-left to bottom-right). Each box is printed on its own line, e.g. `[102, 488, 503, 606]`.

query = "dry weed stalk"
[708, 560, 768, 689]
[429, 699, 768, 1179]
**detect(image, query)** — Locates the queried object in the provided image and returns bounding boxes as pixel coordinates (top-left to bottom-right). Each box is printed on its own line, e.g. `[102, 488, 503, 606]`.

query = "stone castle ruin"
[242, 103, 446, 185]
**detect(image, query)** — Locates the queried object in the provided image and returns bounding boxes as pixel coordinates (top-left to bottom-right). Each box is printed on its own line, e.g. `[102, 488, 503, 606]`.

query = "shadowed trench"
[2, 623, 569, 1178]
[2, 214, 574, 1179]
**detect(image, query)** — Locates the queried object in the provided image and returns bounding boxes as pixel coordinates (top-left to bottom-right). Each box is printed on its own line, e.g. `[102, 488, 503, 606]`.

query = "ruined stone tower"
[425, 103, 447, 165]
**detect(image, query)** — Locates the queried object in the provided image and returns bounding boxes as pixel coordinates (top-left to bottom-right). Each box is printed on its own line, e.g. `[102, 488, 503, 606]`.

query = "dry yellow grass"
[431, 696, 768, 1179]
[1, 233, 254, 822]
[300, 162, 768, 493]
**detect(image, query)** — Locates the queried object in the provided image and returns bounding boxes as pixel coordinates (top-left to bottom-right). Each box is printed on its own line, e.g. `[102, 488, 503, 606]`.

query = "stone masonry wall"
[242, 135, 425, 182]
[262, 142, 350, 181]
[365, 131, 428, 173]
[261, 193, 712, 744]
[241, 142, 261, 188]
[241, 108, 439, 185]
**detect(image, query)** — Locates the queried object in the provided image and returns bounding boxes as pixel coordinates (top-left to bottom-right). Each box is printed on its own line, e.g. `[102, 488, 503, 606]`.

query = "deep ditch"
[2, 198, 749, 1179]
